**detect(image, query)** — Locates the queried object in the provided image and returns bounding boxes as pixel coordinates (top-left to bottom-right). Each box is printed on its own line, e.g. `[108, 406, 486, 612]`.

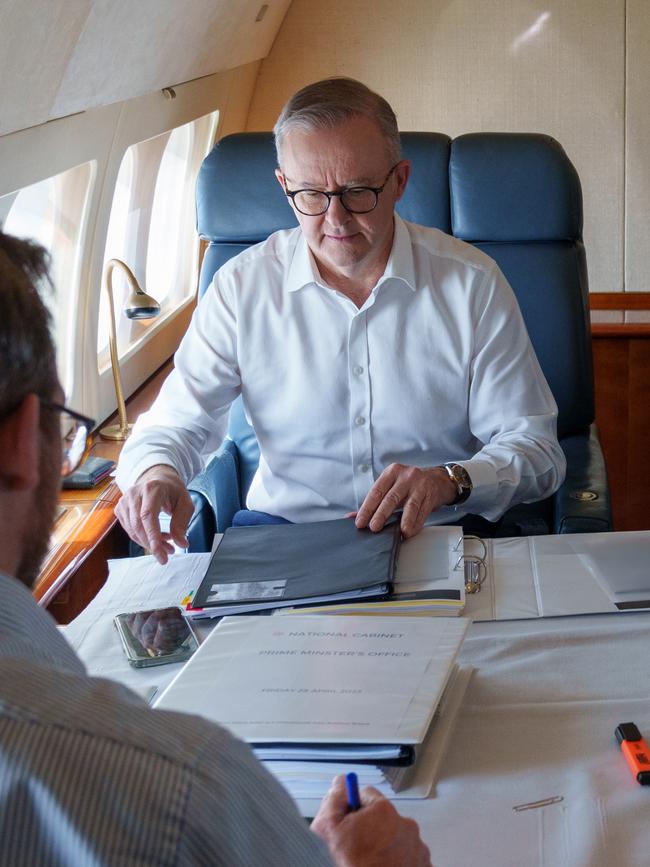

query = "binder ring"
[458, 535, 488, 594]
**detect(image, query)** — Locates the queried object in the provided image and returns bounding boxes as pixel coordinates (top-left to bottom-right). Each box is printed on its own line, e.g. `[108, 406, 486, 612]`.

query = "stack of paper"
[154, 613, 471, 801]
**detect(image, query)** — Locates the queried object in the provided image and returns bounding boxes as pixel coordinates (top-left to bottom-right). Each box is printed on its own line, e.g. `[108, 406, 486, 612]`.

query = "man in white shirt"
[0, 229, 431, 867]
[116, 78, 565, 564]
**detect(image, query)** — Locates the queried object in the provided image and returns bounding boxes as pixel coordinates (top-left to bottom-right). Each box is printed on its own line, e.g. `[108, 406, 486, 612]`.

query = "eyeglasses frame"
[283, 162, 401, 216]
[40, 400, 95, 476]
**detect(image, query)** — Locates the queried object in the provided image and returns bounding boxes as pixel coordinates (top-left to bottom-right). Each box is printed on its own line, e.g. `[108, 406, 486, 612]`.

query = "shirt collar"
[286, 229, 323, 293]
[0, 571, 86, 677]
[378, 214, 417, 293]
[285, 214, 417, 295]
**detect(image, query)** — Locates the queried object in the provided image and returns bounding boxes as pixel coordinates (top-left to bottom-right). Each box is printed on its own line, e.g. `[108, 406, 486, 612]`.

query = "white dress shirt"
[0, 571, 332, 866]
[117, 216, 565, 523]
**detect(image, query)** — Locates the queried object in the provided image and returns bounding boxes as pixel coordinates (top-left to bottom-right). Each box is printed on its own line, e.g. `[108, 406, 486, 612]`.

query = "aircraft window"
[1, 162, 94, 395]
[147, 122, 193, 305]
[98, 110, 218, 368]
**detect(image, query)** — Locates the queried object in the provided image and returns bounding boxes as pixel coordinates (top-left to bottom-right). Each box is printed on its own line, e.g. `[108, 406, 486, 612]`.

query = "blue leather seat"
[186, 131, 611, 547]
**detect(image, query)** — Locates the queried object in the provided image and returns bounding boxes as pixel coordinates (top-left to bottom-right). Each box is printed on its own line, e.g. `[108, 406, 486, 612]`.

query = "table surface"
[62, 549, 650, 867]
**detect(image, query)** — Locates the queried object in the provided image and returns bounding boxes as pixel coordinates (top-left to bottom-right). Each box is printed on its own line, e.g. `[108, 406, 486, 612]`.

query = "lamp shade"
[124, 287, 161, 320]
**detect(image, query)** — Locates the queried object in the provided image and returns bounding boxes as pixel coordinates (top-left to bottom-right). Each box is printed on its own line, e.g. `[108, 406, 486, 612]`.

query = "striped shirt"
[0, 572, 332, 867]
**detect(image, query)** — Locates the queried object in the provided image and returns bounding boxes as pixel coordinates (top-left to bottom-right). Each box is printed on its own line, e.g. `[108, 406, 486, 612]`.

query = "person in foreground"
[116, 77, 565, 563]
[0, 229, 431, 867]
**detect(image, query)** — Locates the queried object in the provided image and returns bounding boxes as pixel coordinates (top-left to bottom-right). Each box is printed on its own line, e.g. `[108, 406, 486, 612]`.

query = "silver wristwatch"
[442, 463, 472, 505]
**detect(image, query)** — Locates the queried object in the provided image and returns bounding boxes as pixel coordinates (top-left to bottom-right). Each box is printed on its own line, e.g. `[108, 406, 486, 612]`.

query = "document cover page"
[155, 614, 468, 744]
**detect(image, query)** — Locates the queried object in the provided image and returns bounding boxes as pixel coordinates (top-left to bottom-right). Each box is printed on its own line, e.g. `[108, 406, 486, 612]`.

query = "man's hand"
[353, 464, 457, 538]
[114, 464, 194, 564]
[311, 776, 432, 867]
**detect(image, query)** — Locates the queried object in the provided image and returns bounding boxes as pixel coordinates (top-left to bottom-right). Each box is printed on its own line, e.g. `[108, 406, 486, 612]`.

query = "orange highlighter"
[615, 723, 650, 785]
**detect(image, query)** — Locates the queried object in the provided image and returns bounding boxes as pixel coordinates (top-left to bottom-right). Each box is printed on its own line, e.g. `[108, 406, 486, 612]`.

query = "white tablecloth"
[63, 553, 650, 866]
[399, 613, 650, 867]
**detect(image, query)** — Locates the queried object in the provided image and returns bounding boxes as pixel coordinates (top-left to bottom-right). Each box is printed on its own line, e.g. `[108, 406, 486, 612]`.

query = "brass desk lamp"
[100, 258, 160, 440]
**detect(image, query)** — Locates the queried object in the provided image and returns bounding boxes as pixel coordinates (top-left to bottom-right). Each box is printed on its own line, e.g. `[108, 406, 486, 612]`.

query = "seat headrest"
[197, 131, 455, 244]
[397, 132, 452, 232]
[196, 132, 297, 242]
[450, 133, 583, 242]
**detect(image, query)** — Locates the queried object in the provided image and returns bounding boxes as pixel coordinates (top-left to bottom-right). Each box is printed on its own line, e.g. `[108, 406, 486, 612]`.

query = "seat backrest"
[196, 132, 296, 296]
[195, 131, 593, 493]
[449, 133, 593, 437]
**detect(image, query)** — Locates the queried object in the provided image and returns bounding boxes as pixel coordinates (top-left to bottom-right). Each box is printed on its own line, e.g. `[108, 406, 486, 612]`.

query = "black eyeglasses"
[41, 401, 95, 477]
[283, 163, 400, 216]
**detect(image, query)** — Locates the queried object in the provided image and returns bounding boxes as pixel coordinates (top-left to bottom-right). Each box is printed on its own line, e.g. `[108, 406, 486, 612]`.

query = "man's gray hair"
[274, 77, 401, 165]
[0, 230, 58, 420]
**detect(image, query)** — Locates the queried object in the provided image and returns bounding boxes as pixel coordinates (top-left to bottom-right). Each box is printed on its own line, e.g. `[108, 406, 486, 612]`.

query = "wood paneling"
[591, 293, 650, 531]
[590, 292, 650, 310]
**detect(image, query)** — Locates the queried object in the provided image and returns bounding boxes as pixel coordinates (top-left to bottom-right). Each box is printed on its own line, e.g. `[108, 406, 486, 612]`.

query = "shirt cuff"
[455, 458, 498, 511]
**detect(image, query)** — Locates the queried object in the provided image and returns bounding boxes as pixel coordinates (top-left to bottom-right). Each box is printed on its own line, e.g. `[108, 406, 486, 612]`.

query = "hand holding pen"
[345, 772, 362, 811]
[311, 774, 432, 867]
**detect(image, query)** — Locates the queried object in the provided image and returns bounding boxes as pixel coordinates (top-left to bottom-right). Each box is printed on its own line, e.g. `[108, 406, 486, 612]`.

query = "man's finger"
[355, 466, 402, 528]
[115, 496, 149, 550]
[356, 785, 388, 806]
[311, 775, 350, 832]
[399, 490, 430, 537]
[169, 492, 193, 547]
[367, 484, 405, 531]
[355, 485, 388, 527]
[140, 507, 171, 564]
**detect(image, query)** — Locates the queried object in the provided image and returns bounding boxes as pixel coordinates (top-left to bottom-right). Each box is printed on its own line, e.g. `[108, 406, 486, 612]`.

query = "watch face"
[445, 464, 472, 504]
[451, 465, 471, 489]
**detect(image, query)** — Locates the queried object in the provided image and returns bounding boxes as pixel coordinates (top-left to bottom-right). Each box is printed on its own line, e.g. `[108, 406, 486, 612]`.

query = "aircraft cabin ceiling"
[0, 0, 292, 137]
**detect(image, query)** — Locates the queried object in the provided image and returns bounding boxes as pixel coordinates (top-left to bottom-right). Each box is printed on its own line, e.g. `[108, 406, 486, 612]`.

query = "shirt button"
[360, 464, 370, 473]
[353, 365, 364, 375]
[355, 416, 365, 426]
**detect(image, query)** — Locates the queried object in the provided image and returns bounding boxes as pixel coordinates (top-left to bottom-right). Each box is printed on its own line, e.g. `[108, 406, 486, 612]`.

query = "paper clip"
[512, 795, 564, 812]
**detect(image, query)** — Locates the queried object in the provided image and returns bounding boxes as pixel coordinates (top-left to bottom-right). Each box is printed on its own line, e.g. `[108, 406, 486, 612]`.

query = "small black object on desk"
[62, 455, 115, 489]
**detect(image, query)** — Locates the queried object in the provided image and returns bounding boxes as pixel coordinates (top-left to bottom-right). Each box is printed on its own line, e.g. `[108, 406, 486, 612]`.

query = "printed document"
[154, 613, 468, 745]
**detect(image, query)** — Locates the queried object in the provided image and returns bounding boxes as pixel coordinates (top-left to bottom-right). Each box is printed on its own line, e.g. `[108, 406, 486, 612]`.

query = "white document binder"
[463, 530, 650, 621]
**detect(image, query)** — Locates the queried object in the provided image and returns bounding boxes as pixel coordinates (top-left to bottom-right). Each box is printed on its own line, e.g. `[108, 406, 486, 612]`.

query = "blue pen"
[345, 772, 361, 811]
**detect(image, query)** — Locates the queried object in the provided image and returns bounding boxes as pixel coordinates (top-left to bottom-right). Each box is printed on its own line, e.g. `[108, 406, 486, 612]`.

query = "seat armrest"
[187, 438, 244, 545]
[186, 490, 217, 552]
[554, 424, 612, 534]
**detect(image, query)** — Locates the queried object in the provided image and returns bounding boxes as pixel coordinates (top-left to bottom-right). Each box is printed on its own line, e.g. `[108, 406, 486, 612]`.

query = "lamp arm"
[101, 258, 137, 440]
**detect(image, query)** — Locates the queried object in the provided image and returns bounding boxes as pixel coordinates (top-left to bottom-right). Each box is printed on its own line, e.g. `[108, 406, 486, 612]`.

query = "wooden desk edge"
[33, 360, 173, 615]
[34, 482, 122, 608]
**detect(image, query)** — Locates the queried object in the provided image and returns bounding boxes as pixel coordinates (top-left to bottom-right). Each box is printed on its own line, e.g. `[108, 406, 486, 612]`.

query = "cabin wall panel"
[0, 0, 289, 137]
[246, 0, 626, 295]
[625, 1, 650, 294]
[0, 1, 91, 137]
